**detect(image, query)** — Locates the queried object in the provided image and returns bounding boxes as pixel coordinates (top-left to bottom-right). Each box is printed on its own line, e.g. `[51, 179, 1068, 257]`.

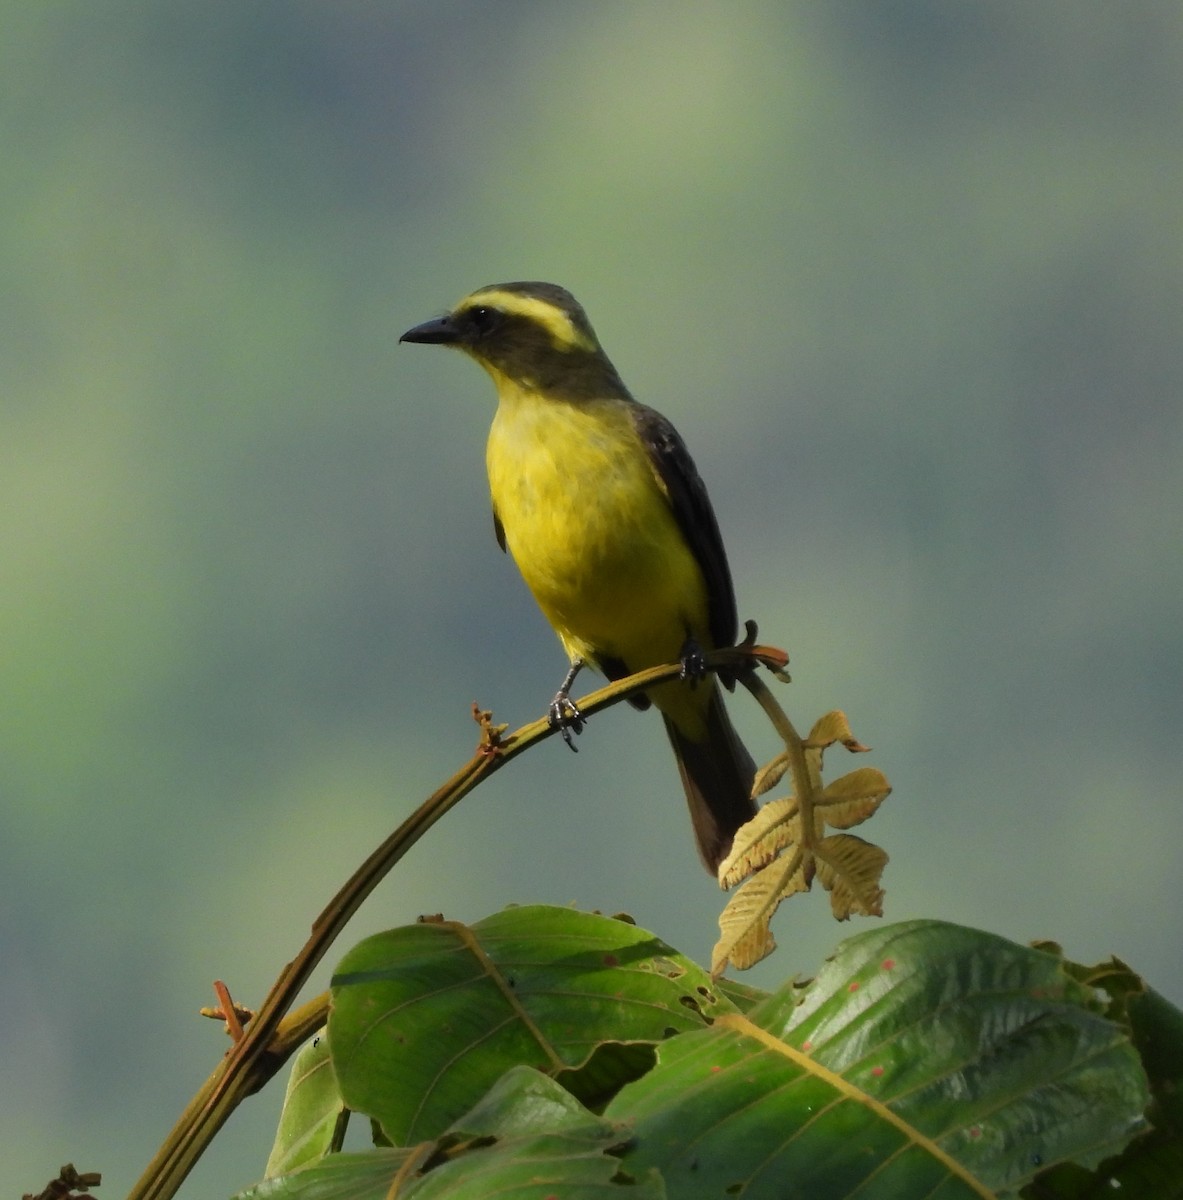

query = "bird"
[400, 282, 756, 873]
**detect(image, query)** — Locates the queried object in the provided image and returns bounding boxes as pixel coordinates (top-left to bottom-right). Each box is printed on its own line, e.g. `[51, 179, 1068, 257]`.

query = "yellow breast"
[485, 381, 710, 675]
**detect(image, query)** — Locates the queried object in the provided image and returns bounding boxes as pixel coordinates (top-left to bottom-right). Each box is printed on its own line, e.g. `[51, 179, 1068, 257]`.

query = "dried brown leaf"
[815, 767, 892, 829]
[813, 834, 887, 920]
[803, 710, 871, 755]
[718, 797, 799, 887]
[751, 751, 791, 798]
[712, 851, 808, 974]
[714, 694, 891, 971]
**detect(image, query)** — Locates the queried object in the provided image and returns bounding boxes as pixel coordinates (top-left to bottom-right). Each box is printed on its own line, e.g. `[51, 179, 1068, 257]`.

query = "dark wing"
[631, 403, 738, 651]
[493, 508, 507, 552]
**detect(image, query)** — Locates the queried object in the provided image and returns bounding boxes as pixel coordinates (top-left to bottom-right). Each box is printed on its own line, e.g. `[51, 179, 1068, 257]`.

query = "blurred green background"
[4, 2, 1181, 1195]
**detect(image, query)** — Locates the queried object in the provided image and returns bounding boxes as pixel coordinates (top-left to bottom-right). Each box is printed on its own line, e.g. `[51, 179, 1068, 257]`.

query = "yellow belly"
[485, 385, 711, 685]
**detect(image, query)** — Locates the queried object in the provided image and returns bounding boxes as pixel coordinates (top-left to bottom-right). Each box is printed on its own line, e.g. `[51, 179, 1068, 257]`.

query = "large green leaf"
[401, 1067, 666, 1198]
[607, 921, 1150, 1198]
[238, 1068, 664, 1200]
[1025, 979, 1183, 1198]
[235, 1150, 411, 1200]
[328, 905, 733, 1145]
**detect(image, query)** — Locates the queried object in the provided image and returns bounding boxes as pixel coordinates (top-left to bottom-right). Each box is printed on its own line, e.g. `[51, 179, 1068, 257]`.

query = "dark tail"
[663, 685, 757, 874]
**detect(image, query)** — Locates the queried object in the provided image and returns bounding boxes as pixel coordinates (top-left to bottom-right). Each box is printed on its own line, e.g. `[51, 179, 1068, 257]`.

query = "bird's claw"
[678, 637, 707, 683]
[548, 694, 586, 751]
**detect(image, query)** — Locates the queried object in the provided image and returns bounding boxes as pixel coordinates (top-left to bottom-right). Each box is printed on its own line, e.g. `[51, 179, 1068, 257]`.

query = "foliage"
[32, 651, 1175, 1200]
[241, 907, 1161, 1200]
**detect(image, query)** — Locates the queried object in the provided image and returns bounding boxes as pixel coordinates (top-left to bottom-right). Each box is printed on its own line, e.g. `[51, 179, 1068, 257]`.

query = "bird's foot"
[678, 636, 708, 684]
[548, 659, 587, 752]
[548, 693, 586, 751]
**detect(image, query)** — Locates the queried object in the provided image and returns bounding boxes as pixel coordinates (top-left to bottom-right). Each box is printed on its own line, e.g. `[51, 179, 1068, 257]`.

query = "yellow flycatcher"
[401, 282, 755, 872]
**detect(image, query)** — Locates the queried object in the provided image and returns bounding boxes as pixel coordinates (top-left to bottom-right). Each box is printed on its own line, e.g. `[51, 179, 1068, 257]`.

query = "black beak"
[399, 315, 460, 345]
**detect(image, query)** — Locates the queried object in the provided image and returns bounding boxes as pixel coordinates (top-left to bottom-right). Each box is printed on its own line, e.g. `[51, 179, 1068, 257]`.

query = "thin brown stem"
[737, 671, 816, 848]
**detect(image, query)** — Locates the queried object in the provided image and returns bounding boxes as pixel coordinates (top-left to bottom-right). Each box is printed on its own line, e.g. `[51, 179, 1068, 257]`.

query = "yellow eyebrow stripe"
[461, 289, 597, 353]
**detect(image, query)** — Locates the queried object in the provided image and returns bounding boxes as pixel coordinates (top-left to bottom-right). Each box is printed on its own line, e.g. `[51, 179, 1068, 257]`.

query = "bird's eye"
[466, 305, 498, 336]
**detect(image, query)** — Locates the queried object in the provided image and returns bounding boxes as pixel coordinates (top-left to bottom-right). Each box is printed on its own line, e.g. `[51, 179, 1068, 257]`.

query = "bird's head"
[400, 282, 627, 399]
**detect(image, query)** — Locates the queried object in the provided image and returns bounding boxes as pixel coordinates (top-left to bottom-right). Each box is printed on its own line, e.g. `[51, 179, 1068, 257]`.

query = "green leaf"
[264, 1030, 347, 1179]
[239, 1069, 665, 1200]
[1025, 979, 1183, 1197]
[407, 1067, 666, 1198]
[713, 974, 771, 1015]
[234, 1149, 414, 1200]
[328, 905, 734, 1145]
[608, 920, 1150, 1199]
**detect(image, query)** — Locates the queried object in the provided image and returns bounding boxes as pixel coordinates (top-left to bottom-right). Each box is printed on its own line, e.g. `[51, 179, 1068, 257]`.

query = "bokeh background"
[4, 3, 1181, 1195]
